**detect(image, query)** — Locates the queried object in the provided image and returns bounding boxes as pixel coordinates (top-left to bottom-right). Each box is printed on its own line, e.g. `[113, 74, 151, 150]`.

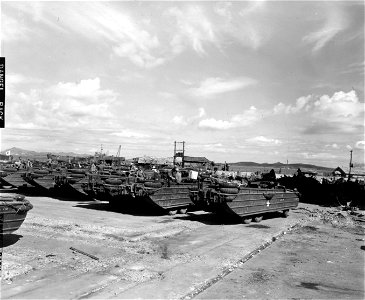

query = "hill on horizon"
[0, 147, 337, 170]
[0, 147, 89, 158]
[229, 161, 334, 171]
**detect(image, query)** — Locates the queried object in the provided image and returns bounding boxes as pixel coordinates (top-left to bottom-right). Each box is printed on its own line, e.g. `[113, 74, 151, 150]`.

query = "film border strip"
[1, 214, 3, 292]
[0, 57, 5, 128]
[0, 57, 3, 290]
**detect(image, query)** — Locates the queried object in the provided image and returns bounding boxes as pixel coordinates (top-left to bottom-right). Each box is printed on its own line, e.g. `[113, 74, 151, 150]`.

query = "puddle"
[246, 224, 270, 229]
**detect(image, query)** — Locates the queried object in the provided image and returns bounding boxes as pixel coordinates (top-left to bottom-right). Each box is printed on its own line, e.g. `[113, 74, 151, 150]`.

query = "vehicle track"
[181, 222, 303, 300]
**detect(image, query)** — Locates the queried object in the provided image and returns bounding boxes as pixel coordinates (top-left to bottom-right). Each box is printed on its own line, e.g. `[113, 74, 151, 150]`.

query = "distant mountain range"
[229, 161, 334, 171]
[0, 147, 89, 158]
[0, 147, 339, 171]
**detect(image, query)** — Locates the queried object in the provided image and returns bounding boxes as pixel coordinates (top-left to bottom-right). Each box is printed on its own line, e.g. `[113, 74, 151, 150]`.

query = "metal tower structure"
[173, 141, 185, 167]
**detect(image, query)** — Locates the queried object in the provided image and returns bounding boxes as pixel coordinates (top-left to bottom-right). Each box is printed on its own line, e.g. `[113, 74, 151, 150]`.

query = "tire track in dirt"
[180, 222, 303, 300]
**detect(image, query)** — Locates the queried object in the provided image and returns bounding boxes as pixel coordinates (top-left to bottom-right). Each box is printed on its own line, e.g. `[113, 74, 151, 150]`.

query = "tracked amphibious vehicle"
[190, 178, 300, 223]
[0, 195, 33, 234]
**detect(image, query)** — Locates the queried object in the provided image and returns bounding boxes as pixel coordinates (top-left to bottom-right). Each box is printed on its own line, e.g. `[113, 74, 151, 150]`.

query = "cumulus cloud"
[274, 95, 312, 114]
[231, 106, 263, 127]
[303, 5, 348, 52]
[109, 130, 149, 139]
[355, 141, 365, 150]
[312, 90, 363, 119]
[273, 90, 364, 134]
[7, 73, 28, 86]
[198, 107, 206, 118]
[206, 143, 223, 147]
[172, 107, 206, 127]
[325, 143, 339, 149]
[51, 78, 113, 99]
[6, 77, 118, 130]
[246, 136, 282, 145]
[198, 106, 263, 130]
[172, 115, 188, 126]
[190, 77, 257, 98]
[7, 73, 44, 97]
[198, 118, 233, 130]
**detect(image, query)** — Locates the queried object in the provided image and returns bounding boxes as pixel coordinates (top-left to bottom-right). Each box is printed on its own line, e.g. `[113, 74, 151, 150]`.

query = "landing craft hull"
[30, 174, 57, 191]
[60, 182, 90, 200]
[1, 172, 31, 188]
[0, 195, 33, 235]
[103, 184, 137, 209]
[192, 178, 300, 221]
[135, 183, 195, 213]
[223, 188, 299, 218]
[51, 174, 90, 199]
[70, 177, 89, 196]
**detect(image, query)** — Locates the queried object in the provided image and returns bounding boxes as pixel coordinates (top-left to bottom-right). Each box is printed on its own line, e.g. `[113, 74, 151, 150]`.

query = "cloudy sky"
[1, 1, 364, 167]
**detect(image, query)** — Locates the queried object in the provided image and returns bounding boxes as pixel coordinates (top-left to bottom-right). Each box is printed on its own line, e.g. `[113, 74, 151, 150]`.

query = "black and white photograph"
[0, 1, 364, 299]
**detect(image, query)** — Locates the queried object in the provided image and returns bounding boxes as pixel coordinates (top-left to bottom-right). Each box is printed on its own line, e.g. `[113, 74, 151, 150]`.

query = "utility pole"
[115, 145, 121, 166]
[348, 149, 353, 181]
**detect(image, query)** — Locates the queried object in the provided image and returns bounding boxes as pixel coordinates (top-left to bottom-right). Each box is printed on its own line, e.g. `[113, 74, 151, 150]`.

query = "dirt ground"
[197, 221, 364, 299]
[1, 191, 364, 299]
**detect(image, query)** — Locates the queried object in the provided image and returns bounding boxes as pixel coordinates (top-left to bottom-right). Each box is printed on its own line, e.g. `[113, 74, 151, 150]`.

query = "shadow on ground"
[5, 186, 95, 202]
[175, 210, 287, 226]
[0, 234, 23, 248]
[74, 201, 166, 216]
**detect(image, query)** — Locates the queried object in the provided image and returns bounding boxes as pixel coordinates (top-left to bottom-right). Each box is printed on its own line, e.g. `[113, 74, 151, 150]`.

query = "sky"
[0, 1, 364, 168]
